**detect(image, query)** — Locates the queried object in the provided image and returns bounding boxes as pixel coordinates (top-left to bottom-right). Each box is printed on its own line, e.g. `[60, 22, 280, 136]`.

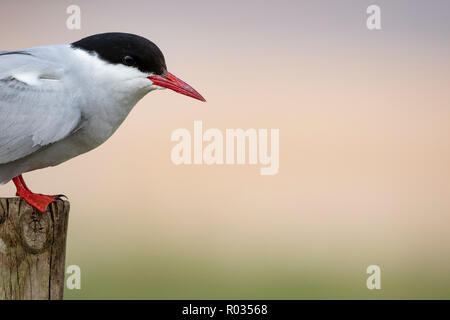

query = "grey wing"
[0, 50, 82, 164]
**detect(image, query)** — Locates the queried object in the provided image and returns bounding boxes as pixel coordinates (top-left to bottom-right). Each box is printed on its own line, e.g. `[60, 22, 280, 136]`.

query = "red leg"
[17, 174, 31, 192]
[12, 174, 58, 213]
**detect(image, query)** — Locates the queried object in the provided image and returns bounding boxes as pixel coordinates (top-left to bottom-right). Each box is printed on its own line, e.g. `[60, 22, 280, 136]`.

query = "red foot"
[16, 190, 57, 213]
[12, 174, 61, 213]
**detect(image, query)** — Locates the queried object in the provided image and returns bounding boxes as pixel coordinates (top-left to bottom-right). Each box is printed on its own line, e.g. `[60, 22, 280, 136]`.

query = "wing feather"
[0, 50, 82, 164]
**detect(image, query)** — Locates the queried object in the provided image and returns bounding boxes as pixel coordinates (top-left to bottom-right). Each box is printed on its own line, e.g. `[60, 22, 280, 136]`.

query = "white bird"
[0, 32, 205, 213]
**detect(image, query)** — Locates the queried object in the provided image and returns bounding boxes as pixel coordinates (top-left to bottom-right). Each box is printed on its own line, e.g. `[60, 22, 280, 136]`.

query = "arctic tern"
[0, 32, 205, 212]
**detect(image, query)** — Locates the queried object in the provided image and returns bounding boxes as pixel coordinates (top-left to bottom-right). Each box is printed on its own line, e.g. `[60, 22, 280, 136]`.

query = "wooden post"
[0, 198, 69, 300]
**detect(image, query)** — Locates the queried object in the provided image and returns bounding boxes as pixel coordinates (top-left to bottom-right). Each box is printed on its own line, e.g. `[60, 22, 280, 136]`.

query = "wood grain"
[0, 198, 69, 300]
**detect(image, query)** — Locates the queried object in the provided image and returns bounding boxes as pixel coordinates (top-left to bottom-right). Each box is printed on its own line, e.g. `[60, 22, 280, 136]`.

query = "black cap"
[71, 32, 167, 76]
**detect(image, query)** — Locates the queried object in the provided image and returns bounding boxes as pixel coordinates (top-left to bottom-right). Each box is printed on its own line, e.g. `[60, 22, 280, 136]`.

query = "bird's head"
[71, 32, 206, 102]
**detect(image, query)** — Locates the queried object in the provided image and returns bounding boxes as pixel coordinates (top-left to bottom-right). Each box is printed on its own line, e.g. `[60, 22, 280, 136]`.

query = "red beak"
[148, 72, 206, 102]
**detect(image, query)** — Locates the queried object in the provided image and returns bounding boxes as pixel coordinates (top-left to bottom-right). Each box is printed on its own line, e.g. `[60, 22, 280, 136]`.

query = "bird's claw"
[53, 194, 68, 200]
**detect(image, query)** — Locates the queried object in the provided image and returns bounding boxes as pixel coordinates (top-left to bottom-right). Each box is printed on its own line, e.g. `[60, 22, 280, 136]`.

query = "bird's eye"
[122, 56, 135, 66]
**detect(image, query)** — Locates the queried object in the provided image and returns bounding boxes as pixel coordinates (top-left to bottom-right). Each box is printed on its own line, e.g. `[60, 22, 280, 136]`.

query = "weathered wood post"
[0, 198, 69, 300]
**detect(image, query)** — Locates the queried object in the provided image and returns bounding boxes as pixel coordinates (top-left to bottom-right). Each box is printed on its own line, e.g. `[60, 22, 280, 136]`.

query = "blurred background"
[1, 0, 450, 299]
